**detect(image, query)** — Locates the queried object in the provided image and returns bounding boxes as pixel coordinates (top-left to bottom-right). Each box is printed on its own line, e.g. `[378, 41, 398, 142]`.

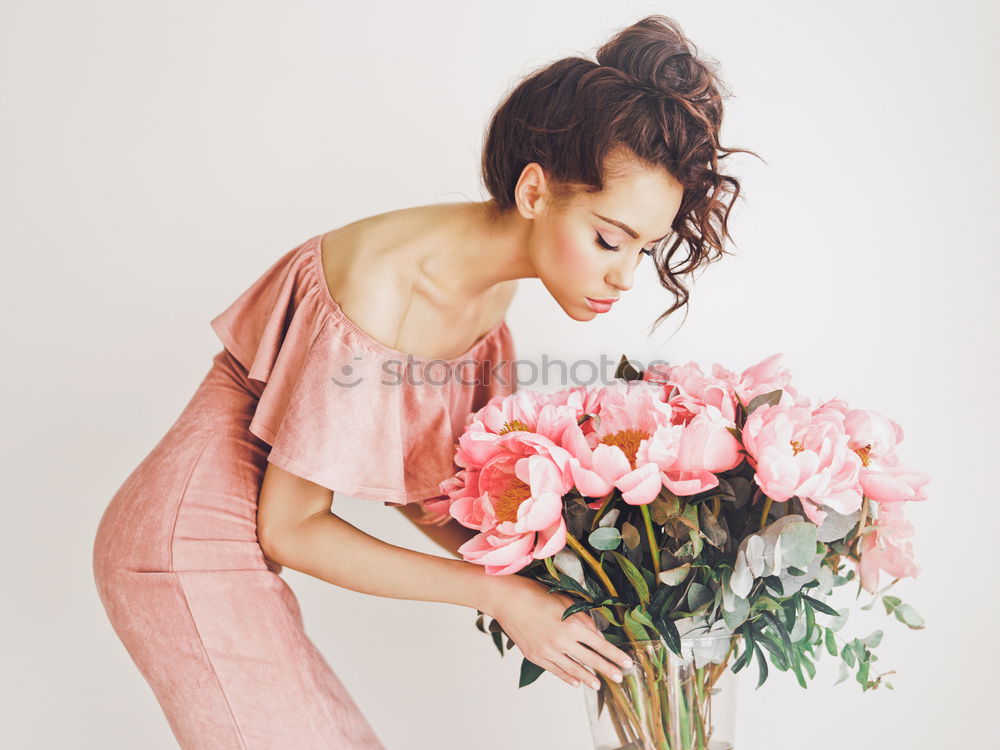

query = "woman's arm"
[256, 463, 635, 688]
[393, 503, 479, 559]
[256, 463, 502, 614]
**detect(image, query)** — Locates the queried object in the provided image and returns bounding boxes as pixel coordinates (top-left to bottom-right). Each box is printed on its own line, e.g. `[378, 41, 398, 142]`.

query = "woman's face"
[523, 157, 685, 321]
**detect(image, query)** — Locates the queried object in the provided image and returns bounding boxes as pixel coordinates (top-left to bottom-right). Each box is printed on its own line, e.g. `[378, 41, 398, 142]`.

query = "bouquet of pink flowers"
[427, 353, 930, 749]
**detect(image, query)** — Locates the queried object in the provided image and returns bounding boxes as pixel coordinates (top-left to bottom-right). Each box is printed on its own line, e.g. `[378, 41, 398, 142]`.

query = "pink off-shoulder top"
[209, 231, 518, 507]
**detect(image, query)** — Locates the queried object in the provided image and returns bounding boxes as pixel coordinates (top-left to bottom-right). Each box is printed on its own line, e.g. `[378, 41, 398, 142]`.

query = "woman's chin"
[561, 301, 599, 321]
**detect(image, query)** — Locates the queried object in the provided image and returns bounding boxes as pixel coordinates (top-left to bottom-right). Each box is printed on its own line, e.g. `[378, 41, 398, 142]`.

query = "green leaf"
[803, 594, 840, 617]
[825, 627, 838, 657]
[882, 595, 903, 615]
[630, 607, 657, 629]
[733, 625, 755, 672]
[754, 643, 769, 689]
[834, 660, 851, 686]
[747, 389, 783, 414]
[800, 651, 816, 680]
[856, 658, 871, 688]
[658, 563, 691, 586]
[687, 582, 713, 613]
[561, 601, 598, 620]
[519, 657, 545, 687]
[596, 606, 622, 627]
[841, 642, 856, 668]
[762, 612, 795, 662]
[862, 630, 884, 648]
[757, 632, 789, 671]
[621, 521, 642, 550]
[623, 606, 652, 641]
[611, 551, 650, 605]
[828, 608, 849, 632]
[779, 521, 818, 569]
[650, 583, 673, 616]
[588, 527, 622, 551]
[894, 603, 926, 629]
[655, 614, 682, 656]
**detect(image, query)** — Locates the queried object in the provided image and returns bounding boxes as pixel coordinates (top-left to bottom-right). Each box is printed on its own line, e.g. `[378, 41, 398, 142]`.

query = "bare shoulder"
[318, 210, 513, 358]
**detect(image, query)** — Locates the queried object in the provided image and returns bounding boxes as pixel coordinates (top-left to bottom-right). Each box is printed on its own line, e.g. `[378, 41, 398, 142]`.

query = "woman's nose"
[605, 261, 634, 293]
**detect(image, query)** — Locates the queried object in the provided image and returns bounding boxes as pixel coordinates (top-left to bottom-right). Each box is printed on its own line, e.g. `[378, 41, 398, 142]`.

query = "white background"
[3, 1, 997, 748]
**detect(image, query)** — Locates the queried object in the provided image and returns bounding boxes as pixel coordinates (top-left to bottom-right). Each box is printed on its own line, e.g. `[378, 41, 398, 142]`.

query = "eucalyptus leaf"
[862, 630, 884, 648]
[588, 526, 622, 551]
[730, 476, 753, 509]
[687, 582, 713, 612]
[658, 563, 691, 587]
[699, 503, 728, 547]
[894, 603, 925, 629]
[747, 389, 783, 414]
[828, 608, 849, 632]
[834, 660, 851, 686]
[730, 548, 754, 598]
[722, 595, 750, 629]
[553, 548, 586, 589]
[598, 509, 620, 528]
[778, 519, 818, 569]
[815, 508, 861, 543]
[715, 477, 736, 504]
[621, 521, 642, 550]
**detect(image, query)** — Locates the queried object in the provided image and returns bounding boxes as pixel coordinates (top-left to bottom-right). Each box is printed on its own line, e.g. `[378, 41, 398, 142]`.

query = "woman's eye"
[595, 233, 619, 251]
[596, 232, 655, 257]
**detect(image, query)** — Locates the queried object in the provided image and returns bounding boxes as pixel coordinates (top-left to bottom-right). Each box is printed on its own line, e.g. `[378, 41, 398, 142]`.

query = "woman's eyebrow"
[592, 212, 670, 242]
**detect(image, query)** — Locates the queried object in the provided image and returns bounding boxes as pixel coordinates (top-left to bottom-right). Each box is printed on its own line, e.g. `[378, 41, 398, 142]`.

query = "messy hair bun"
[481, 15, 761, 329]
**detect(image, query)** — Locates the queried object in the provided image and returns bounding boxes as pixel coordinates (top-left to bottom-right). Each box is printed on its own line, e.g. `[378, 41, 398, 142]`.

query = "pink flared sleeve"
[209, 234, 518, 507]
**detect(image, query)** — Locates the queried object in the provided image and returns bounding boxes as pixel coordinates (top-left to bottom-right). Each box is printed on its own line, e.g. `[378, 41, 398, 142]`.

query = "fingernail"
[590, 680, 600, 690]
[623, 659, 633, 669]
[612, 672, 623, 683]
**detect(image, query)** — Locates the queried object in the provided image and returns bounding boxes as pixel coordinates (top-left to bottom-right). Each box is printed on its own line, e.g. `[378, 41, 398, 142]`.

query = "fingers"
[576, 624, 634, 672]
[567, 640, 626, 685]
[540, 657, 589, 689]
[548, 653, 603, 691]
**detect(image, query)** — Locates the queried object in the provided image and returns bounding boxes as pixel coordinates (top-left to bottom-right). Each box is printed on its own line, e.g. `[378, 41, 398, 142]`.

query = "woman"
[92, 14, 748, 749]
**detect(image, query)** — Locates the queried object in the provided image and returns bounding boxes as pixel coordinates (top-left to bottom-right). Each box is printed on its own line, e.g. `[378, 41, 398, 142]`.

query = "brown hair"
[481, 14, 762, 330]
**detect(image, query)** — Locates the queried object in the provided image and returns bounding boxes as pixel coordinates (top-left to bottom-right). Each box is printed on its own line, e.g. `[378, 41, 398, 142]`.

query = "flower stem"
[639, 504, 662, 577]
[565, 532, 619, 597]
[759, 496, 773, 530]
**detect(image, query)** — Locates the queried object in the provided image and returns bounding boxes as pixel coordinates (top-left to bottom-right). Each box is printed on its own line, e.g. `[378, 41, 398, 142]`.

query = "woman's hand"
[486, 574, 635, 690]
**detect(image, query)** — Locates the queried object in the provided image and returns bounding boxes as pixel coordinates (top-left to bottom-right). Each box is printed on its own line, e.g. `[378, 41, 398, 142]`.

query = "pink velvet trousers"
[92, 349, 387, 749]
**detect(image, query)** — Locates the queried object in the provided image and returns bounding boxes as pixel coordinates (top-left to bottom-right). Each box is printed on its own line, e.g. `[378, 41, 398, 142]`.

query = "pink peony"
[643, 360, 741, 425]
[561, 380, 674, 505]
[840, 405, 932, 503]
[741, 401, 863, 525]
[451, 431, 574, 575]
[722, 352, 810, 409]
[859, 501, 920, 593]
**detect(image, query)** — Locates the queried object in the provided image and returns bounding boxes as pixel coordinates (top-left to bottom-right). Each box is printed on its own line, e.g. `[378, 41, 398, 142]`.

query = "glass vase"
[582, 633, 738, 750]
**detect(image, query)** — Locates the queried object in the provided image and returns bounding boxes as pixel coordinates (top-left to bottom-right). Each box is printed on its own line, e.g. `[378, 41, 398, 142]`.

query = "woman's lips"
[585, 297, 617, 313]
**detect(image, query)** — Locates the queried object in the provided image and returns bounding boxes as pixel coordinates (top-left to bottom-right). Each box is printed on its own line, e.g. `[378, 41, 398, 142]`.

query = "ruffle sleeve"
[209, 233, 518, 507]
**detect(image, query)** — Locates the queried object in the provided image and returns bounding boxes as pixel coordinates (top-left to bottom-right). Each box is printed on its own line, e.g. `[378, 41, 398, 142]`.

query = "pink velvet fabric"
[92, 232, 517, 748]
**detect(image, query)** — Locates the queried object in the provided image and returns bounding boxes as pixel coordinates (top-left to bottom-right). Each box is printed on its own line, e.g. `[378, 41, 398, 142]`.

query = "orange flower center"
[499, 419, 531, 435]
[790, 439, 804, 455]
[854, 443, 872, 467]
[599, 428, 649, 470]
[493, 478, 532, 523]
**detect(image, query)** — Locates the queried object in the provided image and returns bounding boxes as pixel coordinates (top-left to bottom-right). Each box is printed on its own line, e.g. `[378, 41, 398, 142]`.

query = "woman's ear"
[513, 162, 549, 221]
